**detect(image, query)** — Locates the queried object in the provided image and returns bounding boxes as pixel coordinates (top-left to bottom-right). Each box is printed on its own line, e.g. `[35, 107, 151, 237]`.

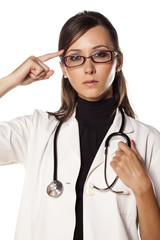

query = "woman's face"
[61, 25, 122, 101]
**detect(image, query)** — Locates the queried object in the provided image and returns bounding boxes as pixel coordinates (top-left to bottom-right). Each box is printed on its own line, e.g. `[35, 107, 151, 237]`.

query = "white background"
[0, 0, 160, 238]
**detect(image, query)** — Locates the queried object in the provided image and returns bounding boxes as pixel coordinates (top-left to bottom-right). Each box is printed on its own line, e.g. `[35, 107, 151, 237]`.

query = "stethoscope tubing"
[93, 108, 131, 194]
[53, 121, 63, 181]
[47, 107, 131, 197]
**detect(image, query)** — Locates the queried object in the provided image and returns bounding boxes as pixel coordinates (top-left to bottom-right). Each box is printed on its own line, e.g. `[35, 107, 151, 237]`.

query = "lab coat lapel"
[87, 109, 134, 176]
[57, 111, 81, 182]
[62, 111, 81, 158]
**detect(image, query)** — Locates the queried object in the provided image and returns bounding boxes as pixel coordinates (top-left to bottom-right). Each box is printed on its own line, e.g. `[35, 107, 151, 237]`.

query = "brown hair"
[50, 11, 135, 121]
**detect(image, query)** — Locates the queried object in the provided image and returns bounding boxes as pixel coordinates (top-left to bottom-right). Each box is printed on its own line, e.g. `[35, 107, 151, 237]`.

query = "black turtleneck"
[73, 96, 117, 240]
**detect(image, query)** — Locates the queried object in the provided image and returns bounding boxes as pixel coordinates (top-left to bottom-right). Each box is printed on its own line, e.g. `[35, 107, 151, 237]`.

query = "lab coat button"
[86, 186, 95, 196]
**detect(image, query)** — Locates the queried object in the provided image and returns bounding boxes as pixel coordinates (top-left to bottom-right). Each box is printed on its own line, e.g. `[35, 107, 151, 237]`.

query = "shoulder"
[31, 109, 56, 121]
[2, 109, 58, 133]
[29, 109, 58, 128]
[129, 115, 160, 135]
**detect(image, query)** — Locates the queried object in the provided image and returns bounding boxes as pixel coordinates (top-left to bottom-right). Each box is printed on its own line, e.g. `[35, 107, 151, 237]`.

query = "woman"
[0, 11, 160, 240]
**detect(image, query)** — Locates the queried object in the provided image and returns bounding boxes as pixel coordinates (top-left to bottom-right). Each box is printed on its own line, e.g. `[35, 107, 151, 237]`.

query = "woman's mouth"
[83, 80, 98, 86]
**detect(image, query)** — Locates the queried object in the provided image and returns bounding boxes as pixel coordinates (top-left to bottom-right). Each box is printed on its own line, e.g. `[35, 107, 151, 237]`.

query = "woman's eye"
[69, 55, 81, 61]
[95, 51, 109, 58]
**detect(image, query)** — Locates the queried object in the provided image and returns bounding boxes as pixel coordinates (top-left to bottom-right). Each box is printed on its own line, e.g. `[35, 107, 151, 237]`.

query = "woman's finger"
[29, 69, 54, 80]
[115, 149, 124, 158]
[37, 49, 64, 62]
[118, 141, 130, 154]
[30, 58, 49, 75]
[29, 71, 46, 80]
[43, 70, 54, 79]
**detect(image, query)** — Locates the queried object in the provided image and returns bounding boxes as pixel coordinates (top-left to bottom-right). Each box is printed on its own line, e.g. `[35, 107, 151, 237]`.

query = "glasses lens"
[93, 51, 112, 62]
[65, 55, 83, 67]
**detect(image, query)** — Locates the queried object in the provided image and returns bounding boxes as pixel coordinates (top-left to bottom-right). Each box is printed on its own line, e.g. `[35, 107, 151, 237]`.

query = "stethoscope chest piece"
[47, 180, 63, 198]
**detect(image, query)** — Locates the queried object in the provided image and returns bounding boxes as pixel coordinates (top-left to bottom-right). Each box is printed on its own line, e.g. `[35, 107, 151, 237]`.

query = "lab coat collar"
[107, 108, 134, 135]
[64, 107, 134, 134]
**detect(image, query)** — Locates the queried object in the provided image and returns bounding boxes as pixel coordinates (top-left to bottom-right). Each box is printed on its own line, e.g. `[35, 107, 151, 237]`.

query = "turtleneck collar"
[75, 96, 117, 126]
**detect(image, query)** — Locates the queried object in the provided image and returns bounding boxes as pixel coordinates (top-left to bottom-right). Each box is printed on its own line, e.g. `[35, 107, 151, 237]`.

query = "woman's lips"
[83, 80, 98, 86]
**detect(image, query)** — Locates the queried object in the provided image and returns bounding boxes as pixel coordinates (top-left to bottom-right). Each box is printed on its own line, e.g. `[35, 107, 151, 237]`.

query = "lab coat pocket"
[115, 183, 136, 216]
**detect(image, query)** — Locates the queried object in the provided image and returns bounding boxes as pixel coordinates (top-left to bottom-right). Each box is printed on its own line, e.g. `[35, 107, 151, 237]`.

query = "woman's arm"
[0, 50, 64, 98]
[111, 141, 160, 240]
[0, 50, 64, 166]
[135, 182, 160, 240]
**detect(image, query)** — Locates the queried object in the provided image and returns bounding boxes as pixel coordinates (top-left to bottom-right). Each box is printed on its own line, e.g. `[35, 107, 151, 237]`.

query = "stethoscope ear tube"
[105, 107, 131, 149]
[105, 132, 131, 149]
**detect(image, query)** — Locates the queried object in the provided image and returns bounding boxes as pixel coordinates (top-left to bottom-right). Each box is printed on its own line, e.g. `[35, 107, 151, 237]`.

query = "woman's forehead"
[67, 26, 114, 53]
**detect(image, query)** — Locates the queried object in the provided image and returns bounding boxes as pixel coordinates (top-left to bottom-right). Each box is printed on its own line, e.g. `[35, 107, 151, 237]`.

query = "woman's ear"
[116, 52, 123, 72]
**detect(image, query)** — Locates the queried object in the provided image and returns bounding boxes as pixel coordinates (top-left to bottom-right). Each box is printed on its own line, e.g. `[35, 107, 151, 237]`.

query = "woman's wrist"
[0, 73, 18, 98]
[133, 176, 153, 198]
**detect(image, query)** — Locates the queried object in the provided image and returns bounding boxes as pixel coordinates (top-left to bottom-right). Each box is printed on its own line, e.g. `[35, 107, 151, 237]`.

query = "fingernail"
[132, 140, 135, 146]
[59, 49, 64, 51]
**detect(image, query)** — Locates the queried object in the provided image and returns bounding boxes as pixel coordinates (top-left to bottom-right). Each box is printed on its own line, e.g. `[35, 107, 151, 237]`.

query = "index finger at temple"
[38, 50, 64, 62]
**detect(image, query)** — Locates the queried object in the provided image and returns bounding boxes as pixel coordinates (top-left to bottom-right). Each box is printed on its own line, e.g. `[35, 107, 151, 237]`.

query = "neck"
[75, 96, 117, 126]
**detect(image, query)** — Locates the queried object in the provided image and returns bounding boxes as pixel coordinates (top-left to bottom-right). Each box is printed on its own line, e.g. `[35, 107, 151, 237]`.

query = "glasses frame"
[61, 50, 119, 68]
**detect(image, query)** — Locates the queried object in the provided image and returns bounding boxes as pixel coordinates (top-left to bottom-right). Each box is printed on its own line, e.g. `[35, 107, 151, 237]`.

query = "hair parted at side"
[49, 10, 135, 121]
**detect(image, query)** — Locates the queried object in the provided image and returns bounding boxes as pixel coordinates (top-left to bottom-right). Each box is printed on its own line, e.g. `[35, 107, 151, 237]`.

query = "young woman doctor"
[0, 11, 160, 240]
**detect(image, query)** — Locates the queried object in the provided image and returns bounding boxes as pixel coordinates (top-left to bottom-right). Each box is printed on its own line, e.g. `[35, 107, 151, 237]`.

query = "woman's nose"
[83, 58, 96, 75]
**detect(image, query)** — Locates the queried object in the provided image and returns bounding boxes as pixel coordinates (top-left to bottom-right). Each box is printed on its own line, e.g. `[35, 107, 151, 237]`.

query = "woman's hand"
[0, 49, 64, 97]
[110, 140, 152, 196]
[11, 50, 64, 86]
[111, 141, 160, 240]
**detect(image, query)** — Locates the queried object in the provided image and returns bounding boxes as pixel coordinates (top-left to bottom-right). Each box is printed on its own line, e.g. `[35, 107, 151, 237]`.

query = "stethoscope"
[46, 107, 131, 198]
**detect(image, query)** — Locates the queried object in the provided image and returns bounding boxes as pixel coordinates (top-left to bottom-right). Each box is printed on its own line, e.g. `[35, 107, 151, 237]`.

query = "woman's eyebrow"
[67, 45, 110, 54]
[93, 45, 110, 49]
[67, 49, 81, 54]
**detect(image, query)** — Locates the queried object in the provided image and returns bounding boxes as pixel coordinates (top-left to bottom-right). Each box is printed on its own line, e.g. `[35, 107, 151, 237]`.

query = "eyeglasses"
[61, 50, 119, 68]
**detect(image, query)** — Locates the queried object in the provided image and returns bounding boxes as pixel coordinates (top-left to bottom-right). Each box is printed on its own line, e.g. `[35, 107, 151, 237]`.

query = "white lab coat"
[0, 109, 160, 240]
